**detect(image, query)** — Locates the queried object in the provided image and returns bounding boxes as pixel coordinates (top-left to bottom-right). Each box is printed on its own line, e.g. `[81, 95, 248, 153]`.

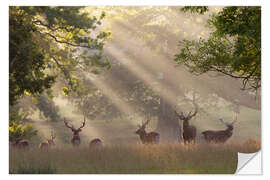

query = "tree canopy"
[175, 6, 261, 91]
[9, 6, 111, 106]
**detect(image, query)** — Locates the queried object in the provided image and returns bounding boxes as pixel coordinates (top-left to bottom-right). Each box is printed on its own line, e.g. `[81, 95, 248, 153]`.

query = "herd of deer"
[11, 106, 238, 150]
[135, 105, 237, 145]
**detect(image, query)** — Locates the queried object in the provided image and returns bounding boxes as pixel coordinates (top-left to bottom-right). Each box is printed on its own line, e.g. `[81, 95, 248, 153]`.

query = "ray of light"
[106, 45, 181, 107]
[84, 73, 146, 127]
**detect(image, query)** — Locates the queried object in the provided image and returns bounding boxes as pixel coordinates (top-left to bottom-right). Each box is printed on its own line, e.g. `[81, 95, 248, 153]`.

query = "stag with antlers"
[39, 131, 56, 150]
[174, 103, 198, 144]
[135, 115, 160, 144]
[202, 116, 238, 143]
[64, 117, 86, 147]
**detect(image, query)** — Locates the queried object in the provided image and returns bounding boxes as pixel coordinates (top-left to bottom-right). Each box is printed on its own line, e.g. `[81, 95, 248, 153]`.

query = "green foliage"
[9, 7, 56, 106]
[9, 110, 37, 142]
[36, 94, 60, 122]
[175, 7, 261, 91]
[180, 6, 209, 14]
[9, 6, 111, 106]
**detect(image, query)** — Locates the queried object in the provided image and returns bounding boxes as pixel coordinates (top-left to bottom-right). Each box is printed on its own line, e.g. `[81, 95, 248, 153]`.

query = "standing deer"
[174, 103, 198, 144]
[64, 117, 86, 147]
[39, 131, 56, 150]
[202, 116, 238, 143]
[135, 115, 160, 144]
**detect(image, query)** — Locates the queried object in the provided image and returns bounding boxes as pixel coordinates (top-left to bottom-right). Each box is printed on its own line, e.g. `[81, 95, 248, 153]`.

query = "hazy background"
[16, 7, 261, 146]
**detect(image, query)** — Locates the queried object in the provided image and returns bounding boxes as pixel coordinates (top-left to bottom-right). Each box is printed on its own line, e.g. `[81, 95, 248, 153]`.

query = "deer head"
[64, 117, 86, 136]
[47, 130, 56, 146]
[135, 115, 151, 135]
[219, 115, 238, 131]
[174, 103, 198, 126]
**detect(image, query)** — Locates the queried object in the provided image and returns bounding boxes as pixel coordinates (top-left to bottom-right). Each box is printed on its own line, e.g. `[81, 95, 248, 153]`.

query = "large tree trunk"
[156, 96, 181, 142]
[154, 71, 181, 142]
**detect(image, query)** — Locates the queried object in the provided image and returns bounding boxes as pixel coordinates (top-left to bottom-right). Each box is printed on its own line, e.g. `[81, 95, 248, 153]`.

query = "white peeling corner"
[235, 151, 262, 174]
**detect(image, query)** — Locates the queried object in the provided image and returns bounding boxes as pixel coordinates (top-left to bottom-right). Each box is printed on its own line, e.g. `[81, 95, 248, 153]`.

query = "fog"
[22, 7, 260, 145]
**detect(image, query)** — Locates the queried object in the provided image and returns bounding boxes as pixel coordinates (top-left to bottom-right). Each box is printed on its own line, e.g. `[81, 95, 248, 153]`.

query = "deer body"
[202, 117, 237, 143]
[137, 130, 160, 144]
[11, 133, 30, 150]
[182, 121, 197, 143]
[39, 131, 56, 150]
[71, 134, 81, 146]
[89, 138, 103, 149]
[12, 140, 29, 149]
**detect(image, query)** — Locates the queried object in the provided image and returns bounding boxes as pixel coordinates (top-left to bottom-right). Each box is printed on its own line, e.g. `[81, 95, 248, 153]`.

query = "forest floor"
[9, 140, 260, 174]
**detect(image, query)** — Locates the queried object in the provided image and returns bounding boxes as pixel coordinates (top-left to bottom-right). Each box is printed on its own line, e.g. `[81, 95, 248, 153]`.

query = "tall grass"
[9, 140, 260, 174]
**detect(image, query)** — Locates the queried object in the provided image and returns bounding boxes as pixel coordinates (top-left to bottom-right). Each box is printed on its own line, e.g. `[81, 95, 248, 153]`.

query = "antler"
[64, 118, 75, 130]
[187, 92, 199, 119]
[187, 104, 198, 119]
[142, 115, 151, 127]
[50, 130, 56, 140]
[78, 116, 86, 130]
[231, 115, 238, 125]
[219, 117, 229, 126]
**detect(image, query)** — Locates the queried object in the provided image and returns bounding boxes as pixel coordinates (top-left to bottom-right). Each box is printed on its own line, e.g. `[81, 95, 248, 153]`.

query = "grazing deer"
[89, 138, 103, 150]
[202, 115, 238, 143]
[64, 117, 86, 147]
[10, 133, 29, 150]
[174, 104, 198, 144]
[39, 131, 56, 150]
[135, 116, 160, 144]
[12, 139, 29, 150]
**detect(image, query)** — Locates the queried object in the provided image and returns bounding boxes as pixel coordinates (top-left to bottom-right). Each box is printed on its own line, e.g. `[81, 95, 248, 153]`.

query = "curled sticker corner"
[235, 151, 262, 174]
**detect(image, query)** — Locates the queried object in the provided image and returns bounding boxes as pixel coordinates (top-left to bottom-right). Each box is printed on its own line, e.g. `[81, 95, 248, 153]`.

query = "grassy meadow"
[9, 140, 260, 174]
[9, 102, 261, 174]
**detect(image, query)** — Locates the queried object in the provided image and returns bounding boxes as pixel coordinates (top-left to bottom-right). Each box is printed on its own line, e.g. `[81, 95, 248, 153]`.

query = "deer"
[39, 131, 56, 150]
[135, 115, 160, 144]
[174, 104, 198, 144]
[10, 133, 29, 150]
[64, 117, 86, 147]
[202, 115, 238, 143]
[89, 138, 103, 150]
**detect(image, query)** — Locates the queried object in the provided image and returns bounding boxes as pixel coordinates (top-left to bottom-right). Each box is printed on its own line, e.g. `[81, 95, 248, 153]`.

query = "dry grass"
[9, 140, 260, 174]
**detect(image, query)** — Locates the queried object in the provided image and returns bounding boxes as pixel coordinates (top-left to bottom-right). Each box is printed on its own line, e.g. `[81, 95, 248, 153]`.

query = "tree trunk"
[156, 96, 181, 142]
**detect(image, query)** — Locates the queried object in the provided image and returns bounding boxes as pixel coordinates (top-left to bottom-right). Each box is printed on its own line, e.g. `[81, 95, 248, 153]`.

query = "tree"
[9, 6, 111, 106]
[36, 94, 60, 122]
[175, 6, 261, 91]
[9, 110, 37, 143]
[9, 7, 111, 139]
